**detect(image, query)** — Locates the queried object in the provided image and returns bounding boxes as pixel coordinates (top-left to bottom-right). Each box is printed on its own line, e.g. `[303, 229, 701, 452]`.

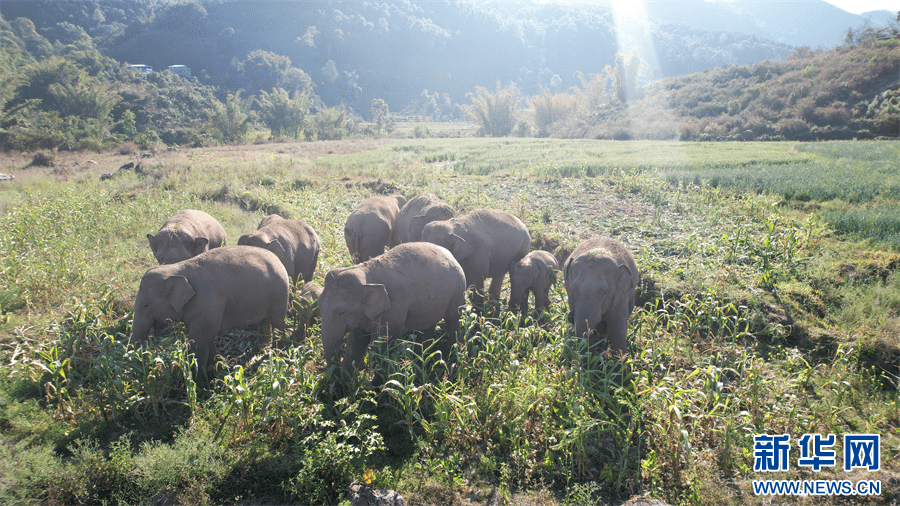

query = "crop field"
[0, 138, 898, 505]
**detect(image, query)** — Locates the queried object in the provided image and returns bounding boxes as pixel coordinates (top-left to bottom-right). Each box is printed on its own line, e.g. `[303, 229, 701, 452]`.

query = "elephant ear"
[613, 264, 635, 306]
[166, 275, 195, 314]
[362, 284, 390, 320]
[237, 234, 250, 246]
[191, 237, 210, 256]
[449, 232, 473, 259]
[267, 238, 287, 261]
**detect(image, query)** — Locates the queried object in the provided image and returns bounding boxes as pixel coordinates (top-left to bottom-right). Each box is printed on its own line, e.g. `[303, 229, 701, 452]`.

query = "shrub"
[29, 150, 56, 166]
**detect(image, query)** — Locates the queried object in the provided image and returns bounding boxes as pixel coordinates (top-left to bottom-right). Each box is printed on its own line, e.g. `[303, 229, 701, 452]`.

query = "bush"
[29, 150, 56, 167]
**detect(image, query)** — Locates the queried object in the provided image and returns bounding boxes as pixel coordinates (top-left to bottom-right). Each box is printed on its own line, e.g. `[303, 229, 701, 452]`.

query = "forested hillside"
[0, 0, 803, 114]
[0, 2, 897, 152]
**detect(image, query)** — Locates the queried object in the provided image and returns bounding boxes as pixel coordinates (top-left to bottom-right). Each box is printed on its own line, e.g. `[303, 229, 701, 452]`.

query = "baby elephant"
[396, 193, 455, 243]
[509, 250, 560, 314]
[319, 242, 466, 371]
[131, 246, 290, 382]
[293, 282, 323, 339]
[564, 236, 639, 357]
[148, 209, 227, 265]
[238, 214, 321, 286]
[421, 209, 530, 306]
[344, 195, 408, 263]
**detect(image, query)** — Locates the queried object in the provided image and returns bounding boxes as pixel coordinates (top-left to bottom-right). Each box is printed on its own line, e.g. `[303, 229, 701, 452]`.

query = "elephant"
[420, 209, 530, 306]
[293, 282, 323, 338]
[131, 246, 290, 382]
[563, 236, 639, 357]
[318, 242, 466, 371]
[396, 193, 455, 243]
[344, 195, 408, 263]
[297, 282, 323, 319]
[237, 214, 321, 286]
[147, 209, 227, 265]
[509, 250, 560, 314]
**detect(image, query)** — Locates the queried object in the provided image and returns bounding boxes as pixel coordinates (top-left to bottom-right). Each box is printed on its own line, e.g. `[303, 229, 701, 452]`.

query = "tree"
[467, 81, 521, 137]
[606, 51, 642, 103]
[121, 109, 136, 139]
[312, 106, 347, 140]
[370, 98, 391, 134]
[204, 91, 255, 144]
[48, 77, 118, 120]
[238, 50, 292, 95]
[531, 89, 576, 137]
[258, 88, 310, 139]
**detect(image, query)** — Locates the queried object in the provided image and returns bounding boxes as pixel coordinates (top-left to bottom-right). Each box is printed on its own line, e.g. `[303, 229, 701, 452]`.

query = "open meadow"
[0, 138, 898, 505]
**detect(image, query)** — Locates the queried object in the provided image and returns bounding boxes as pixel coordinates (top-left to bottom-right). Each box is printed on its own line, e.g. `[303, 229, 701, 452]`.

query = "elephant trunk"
[572, 302, 597, 347]
[131, 309, 153, 343]
[320, 317, 347, 367]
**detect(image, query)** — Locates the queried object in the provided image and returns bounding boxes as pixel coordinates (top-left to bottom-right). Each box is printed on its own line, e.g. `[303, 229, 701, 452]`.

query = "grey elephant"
[319, 242, 466, 371]
[564, 236, 639, 357]
[131, 246, 290, 381]
[344, 195, 408, 263]
[396, 193, 455, 243]
[293, 282, 323, 338]
[237, 214, 321, 286]
[148, 209, 227, 265]
[421, 209, 530, 306]
[509, 250, 560, 314]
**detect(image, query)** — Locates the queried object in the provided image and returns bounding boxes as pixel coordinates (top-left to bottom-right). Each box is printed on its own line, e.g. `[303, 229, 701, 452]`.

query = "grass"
[0, 138, 898, 505]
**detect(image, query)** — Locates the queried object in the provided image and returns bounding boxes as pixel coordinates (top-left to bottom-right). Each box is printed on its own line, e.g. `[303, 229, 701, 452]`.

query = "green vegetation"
[1, 138, 897, 505]
[3, 9, 898, 154]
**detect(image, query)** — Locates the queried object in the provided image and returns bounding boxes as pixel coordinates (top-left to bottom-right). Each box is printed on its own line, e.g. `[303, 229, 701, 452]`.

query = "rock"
[86, 160, 97, 165]
[100, 172, 114, 181]
[118, 161, 135, 171]
[0, 173, 14, 181]
[346, 484, 406, 506]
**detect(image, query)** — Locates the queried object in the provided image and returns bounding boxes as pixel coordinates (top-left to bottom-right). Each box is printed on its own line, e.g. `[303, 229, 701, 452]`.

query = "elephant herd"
[131, 194, 640, 381]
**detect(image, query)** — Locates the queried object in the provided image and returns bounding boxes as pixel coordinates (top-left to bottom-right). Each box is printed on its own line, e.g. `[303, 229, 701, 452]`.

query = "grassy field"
[0, 138, 897, 505]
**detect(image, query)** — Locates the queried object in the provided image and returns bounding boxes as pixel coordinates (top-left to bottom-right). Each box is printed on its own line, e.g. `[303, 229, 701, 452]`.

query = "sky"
[821, 0, 898, 15]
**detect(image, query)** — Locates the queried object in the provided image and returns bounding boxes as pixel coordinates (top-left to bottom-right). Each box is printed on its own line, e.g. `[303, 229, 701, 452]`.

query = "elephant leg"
[488, 273, 505, 300]
[606, 305, 630, 357]
[342, 329, 372, 371]
[187, 330, 214, 383]
[186, 312, 223, 383]
[468, 275, 487, 307]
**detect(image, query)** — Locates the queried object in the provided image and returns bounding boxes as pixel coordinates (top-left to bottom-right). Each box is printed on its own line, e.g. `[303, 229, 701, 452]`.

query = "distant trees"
[531, 90, 576, 137]
[370, 98, 391, 134]
[467, 81, 521, 137]
[204, 91, 255, 144]
[237, 50, 315, 98]
[257, 88, 310, 139]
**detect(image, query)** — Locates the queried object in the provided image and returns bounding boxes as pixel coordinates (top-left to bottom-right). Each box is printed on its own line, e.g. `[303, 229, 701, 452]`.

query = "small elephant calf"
[509, 250, 560, 314]
[293, 282, 323, 339]
[131, 246, 290, 382]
